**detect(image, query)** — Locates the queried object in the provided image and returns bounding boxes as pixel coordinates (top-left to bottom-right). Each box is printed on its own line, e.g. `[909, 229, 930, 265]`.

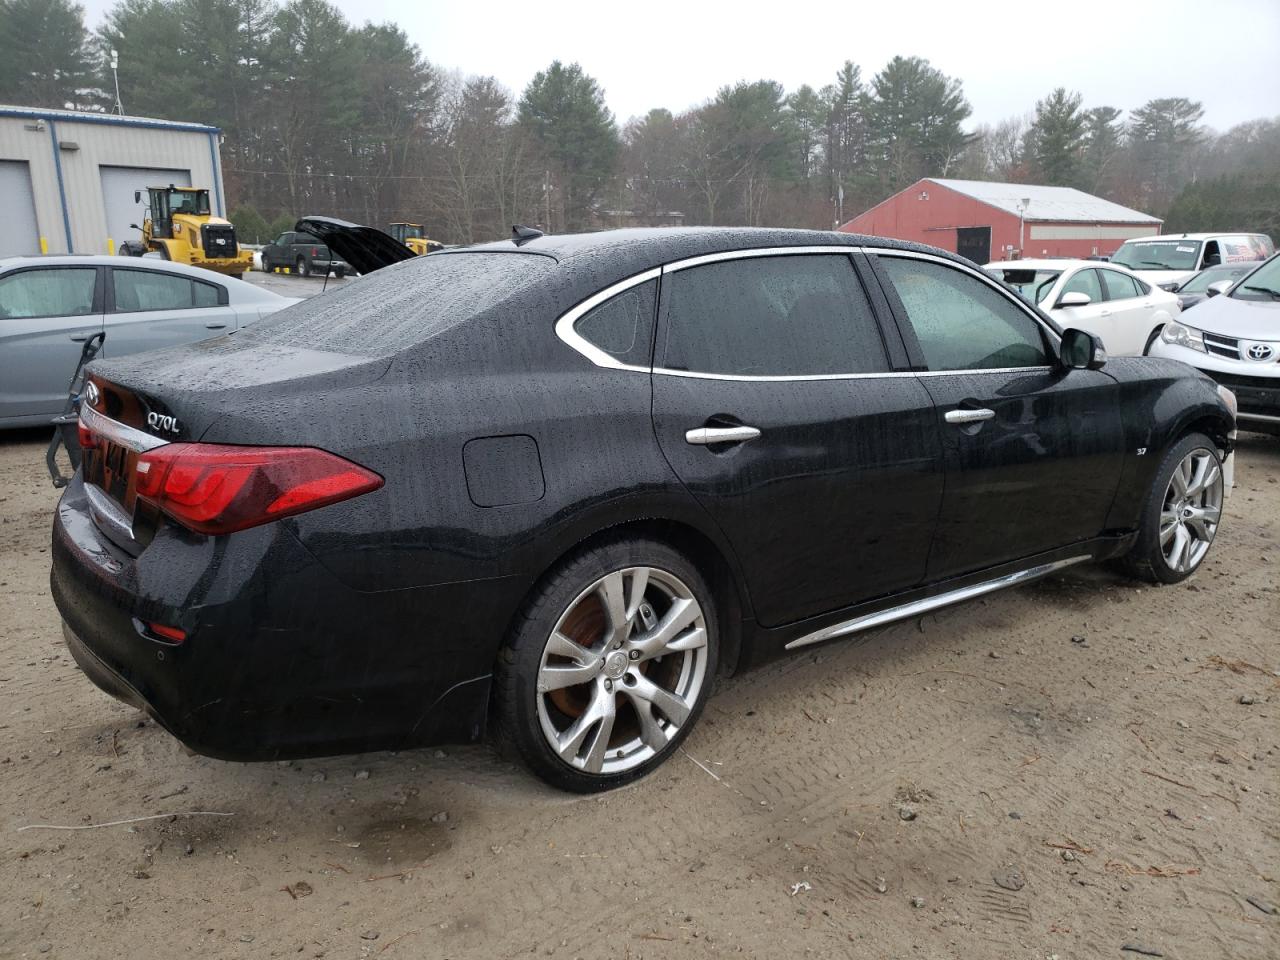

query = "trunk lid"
[294, 216, 416, 276]
[79, 334, 390, 548]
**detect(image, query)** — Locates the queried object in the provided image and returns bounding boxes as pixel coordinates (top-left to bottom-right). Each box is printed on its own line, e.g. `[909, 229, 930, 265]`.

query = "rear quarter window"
[245, 253, 555, 355]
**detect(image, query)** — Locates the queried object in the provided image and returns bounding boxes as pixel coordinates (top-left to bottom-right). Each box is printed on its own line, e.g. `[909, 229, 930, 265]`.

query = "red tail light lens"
[77, 422, 99, 451]
[135, 444, 383, 535]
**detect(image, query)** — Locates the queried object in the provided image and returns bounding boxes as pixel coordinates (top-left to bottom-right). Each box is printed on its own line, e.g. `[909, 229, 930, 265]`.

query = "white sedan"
[985, 259, 1181, 356]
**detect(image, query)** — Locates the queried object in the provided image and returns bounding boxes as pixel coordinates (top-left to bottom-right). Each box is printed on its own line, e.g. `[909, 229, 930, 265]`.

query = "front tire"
[495, 538, 718, 792]
[1120, 432, 1224, 583]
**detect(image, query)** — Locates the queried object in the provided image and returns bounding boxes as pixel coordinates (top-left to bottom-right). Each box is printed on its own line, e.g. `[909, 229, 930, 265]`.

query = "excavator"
[388, 222, 444, 256]
[119, 185, 253, 278]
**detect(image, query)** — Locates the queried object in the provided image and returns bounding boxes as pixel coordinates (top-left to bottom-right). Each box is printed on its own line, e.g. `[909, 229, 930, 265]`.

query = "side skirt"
[784, 554, 1090, 651]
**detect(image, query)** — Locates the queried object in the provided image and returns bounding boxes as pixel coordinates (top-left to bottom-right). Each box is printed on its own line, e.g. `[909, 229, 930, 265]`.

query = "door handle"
[69, 334, 89, 342]
[685, 425, 761, 445]
[944, 408, 995, 425]
[1099, 310, 1113, 317]
[204, 322, 227, 329]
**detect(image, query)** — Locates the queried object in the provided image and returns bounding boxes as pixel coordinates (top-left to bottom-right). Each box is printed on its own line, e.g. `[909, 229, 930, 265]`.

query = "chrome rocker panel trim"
[784, 555, 1091, 651]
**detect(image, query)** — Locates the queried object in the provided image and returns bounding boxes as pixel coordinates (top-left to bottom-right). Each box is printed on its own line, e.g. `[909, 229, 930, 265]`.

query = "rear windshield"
[986, 267, 1061, 304]
[244, 252, 553, 355]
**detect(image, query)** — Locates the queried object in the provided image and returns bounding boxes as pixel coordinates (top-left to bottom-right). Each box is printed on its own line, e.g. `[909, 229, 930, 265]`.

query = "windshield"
[1231, 256, 1280, 303]
[167, 189, 210, 216]
[1180, 265, 1252, 294]
[987, 268, 1061, 305]
[1111, 239, 1201, 272]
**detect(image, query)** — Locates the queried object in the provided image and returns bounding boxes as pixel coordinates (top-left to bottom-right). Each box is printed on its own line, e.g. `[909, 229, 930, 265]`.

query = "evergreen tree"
[1026, 88, 1086, 186]
[866, 56, 972, 192]
[1081, 105, 1123, 193]
[0, 0, 93, 108]
[518, 61, 620, 231]
[1129, 97, 1204, 211]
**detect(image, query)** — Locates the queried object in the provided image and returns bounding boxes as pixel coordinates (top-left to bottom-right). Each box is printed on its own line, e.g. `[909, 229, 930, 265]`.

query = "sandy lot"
[1, 428, 1277, 960]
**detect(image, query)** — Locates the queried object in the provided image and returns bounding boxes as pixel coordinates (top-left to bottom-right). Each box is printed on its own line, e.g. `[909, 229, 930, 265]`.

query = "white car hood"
[1182, 293, 1280, 340]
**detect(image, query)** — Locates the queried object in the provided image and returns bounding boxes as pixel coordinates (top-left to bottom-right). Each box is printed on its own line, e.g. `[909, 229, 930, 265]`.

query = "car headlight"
[1217, 384, 1238, 420]
[1160, 320, 1207, 353]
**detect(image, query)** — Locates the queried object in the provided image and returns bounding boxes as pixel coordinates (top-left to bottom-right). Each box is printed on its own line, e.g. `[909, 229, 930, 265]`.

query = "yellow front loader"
[120, 185, 253, 278]
[388, 222, 444, 256]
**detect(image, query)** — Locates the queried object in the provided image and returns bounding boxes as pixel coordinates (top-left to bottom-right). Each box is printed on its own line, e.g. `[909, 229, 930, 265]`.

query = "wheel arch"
[497, 513, 753, 683]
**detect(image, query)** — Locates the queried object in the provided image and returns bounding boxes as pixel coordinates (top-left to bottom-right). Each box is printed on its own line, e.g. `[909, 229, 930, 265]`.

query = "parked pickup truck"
[260, 231, 350, 278]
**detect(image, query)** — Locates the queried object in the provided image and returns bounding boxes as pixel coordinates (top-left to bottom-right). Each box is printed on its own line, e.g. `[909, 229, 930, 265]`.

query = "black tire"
[1119, 431, 1224, 584]
[494, 537, 718, 793]
[296, 256, 310, 278]
[260, 253, 273, 272]
[335, 268, 345, 279]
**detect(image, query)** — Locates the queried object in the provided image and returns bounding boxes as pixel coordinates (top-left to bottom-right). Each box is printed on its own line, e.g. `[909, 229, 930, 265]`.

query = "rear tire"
[297, 256, 310, 278]
[494, 538, 718, 793]
[1119, 432, 1224, 584]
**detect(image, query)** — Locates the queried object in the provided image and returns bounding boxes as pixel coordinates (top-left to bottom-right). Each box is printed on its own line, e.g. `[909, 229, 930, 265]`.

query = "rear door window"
[0, 268, 98, 319]
[1099, 270, 1140, 301]
[112, 269, 203, 312]
[878, 255, 1050, 371]
[659, 254, 888, 376]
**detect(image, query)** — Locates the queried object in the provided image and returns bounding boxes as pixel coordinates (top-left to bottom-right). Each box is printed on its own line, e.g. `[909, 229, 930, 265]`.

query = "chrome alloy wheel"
[535, 566, 709, 775]
[1160, 447, 1223, 575]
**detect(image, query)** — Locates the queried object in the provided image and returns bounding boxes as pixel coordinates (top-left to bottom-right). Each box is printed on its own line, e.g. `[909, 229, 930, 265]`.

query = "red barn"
[839, 178, 1162, 264]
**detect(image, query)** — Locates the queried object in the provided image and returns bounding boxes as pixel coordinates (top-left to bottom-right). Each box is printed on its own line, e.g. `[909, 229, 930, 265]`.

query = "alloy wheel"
[535, 566, 709, 775]
[1160, 448, 1223, 574]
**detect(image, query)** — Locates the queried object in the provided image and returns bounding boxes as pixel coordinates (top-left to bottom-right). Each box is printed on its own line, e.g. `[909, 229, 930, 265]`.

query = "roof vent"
[511, 225, 544, 246]
[918, 191, 929, 200]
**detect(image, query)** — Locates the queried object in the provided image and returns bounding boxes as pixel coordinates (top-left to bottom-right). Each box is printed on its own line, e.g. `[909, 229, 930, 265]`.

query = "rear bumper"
[51, 474, 512, 761]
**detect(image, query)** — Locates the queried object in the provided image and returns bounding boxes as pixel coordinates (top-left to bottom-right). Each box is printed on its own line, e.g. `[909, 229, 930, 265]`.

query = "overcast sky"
[82, 0, 1280, 131]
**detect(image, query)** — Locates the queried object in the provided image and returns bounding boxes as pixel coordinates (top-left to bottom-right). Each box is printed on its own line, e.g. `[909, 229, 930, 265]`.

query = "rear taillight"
[135, 443, 382, 535]
[77, 422, 98, 450]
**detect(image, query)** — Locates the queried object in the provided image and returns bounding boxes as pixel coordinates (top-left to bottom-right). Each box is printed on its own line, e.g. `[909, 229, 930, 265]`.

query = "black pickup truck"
[260, 231, 350, 278]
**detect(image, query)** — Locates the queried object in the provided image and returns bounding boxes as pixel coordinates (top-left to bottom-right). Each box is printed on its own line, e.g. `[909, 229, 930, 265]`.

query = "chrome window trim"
[79, 403, 169, 453]
[553, 267, 661, 373]
[553, 243, 1062, 380]
[785, 554, 1091, 651]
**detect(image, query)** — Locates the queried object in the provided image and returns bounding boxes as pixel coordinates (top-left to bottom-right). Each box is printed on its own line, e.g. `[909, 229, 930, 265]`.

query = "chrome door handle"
[685, 425, 761, 445]
[944, 408, 995, 424]
[69, 334, 89, 342]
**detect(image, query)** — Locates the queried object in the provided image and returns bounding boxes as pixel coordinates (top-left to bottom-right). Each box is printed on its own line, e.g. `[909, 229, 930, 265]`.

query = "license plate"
[84, 438, 140, 513]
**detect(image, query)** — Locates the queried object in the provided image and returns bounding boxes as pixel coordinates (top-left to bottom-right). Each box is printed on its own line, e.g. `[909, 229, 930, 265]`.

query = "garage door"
[99, 165, 191, 254]
[0, 161, 41, 257]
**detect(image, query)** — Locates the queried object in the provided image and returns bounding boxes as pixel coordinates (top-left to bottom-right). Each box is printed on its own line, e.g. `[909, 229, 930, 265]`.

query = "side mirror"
[1060, 328, 1107, 370]
[1205, 280, 1232, 298]
[129, 223, 140, 230]
[1057, 291, 1092, 308]
[134, 190, 141, 204]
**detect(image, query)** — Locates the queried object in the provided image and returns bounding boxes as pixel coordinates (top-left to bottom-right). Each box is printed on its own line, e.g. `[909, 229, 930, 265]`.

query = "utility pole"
[110, 49, 125, 115]
[1017, 197, 1030, 256]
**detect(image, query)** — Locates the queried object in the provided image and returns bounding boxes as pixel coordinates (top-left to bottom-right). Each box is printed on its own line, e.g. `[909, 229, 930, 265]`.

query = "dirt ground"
[2, 428, 1277, 960]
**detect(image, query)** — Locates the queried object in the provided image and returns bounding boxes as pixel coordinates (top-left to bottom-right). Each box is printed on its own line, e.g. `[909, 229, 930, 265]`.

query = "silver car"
[0, 256, 297, 429]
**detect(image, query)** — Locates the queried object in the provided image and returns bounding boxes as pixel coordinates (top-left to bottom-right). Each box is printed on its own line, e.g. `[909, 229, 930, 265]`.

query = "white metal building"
[0, 105, 227, 259]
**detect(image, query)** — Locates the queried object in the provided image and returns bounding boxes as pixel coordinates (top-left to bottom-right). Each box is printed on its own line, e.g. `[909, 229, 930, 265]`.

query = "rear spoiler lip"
[294, 216, 417, 276]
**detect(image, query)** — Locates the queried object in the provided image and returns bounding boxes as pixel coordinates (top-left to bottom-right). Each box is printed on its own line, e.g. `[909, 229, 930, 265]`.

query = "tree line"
[2, 0, 1277, 244]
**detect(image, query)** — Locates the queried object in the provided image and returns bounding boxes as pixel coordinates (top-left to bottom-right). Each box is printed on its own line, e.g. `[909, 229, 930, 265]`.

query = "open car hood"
[294, 216, 417, 276]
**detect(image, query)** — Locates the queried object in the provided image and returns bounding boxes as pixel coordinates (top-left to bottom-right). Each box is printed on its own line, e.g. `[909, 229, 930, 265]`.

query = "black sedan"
[52, 226, 1237, 792]
[1173, 262, 1256, 311]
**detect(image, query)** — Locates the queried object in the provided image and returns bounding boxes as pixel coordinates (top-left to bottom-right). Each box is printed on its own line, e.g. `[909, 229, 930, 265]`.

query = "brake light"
[134, 443, 383, 535]
[147, 622, 186, 643]
[311, 247, 319, 256]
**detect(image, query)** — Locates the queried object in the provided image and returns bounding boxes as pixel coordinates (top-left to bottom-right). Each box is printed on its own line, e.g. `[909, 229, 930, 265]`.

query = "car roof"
[438, 227, 977, 277]
[985, 259, 1095, 271]
[1118, 232, 1266, 243]
[0, 255, 288, 302]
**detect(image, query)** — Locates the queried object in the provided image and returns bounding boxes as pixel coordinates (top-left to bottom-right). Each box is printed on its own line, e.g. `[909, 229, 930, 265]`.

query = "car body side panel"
[1100, 357, 1237, 530]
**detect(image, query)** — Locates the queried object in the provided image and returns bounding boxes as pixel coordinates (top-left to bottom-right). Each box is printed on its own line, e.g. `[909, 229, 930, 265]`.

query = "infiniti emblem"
[1245, 342, 1275, 362]
[82, 381, 100, 408]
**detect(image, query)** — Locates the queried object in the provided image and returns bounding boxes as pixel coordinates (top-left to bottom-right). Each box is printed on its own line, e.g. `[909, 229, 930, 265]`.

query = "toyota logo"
[1245, 343, 1276, 362]
[82, 381, 100, 408]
